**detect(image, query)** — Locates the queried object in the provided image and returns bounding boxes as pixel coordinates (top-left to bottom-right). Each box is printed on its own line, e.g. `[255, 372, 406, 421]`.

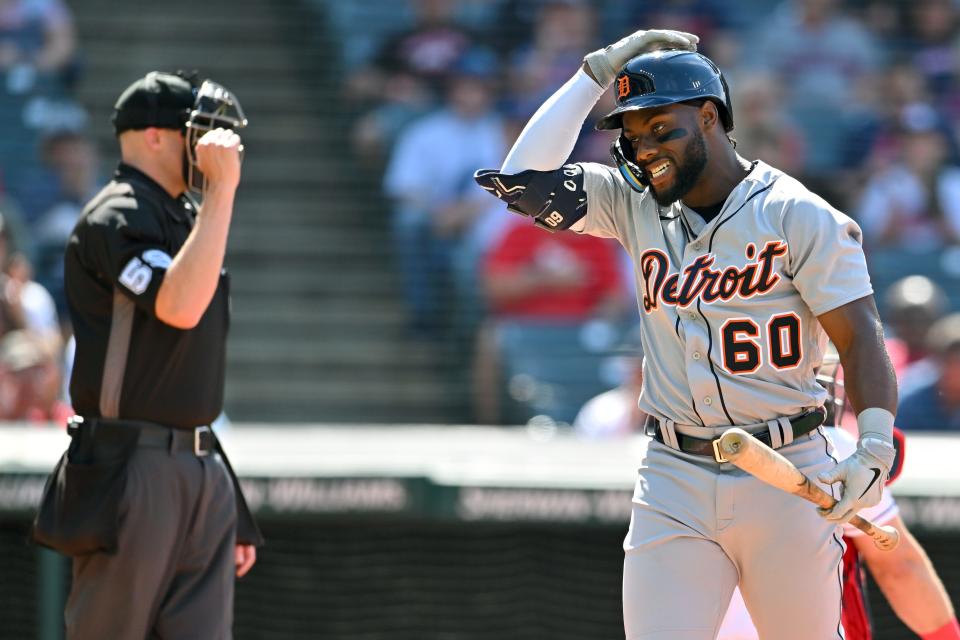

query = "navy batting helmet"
[596, 49, 733, 132]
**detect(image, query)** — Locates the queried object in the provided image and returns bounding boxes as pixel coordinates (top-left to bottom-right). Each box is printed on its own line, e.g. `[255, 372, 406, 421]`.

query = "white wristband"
[857, 407, 894, 444]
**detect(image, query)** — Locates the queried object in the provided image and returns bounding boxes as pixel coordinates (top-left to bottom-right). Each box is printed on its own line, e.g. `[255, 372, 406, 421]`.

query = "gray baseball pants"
[65, 445, 238, 639]
[622, 424, 845, 640]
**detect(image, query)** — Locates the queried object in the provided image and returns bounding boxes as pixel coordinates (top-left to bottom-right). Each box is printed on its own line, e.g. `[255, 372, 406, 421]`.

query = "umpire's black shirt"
[65, 163, 229, 429]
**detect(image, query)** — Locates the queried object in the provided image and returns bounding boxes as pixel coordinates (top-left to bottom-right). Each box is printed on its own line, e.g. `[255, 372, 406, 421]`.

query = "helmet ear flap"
[610, 134, 648, 193]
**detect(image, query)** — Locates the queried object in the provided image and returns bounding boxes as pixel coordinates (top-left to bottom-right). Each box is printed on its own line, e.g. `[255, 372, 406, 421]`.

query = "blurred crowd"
[0, 0, 87, 424]
[332, 0, 960, 429]
[3, 0, 960, 432]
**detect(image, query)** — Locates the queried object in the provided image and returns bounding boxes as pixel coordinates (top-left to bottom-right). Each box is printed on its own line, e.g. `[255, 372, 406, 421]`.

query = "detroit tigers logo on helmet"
[596, 49, 734, 133]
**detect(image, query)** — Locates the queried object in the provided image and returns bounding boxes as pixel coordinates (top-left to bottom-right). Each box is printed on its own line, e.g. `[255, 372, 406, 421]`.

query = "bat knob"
[718, 428, 751, 459]
[875, 526, 900, 551]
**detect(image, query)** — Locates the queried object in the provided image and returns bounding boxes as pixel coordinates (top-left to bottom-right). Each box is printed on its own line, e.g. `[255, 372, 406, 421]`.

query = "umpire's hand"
[236, 543, 257, 577]
[195, 127, 243, 192]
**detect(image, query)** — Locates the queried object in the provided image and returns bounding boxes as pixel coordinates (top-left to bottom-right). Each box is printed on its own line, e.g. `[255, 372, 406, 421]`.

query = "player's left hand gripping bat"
[717, 428, 900, 551]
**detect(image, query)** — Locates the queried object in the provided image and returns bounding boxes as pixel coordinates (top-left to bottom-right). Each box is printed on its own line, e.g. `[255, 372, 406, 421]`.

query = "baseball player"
[475, 30, 899, 639]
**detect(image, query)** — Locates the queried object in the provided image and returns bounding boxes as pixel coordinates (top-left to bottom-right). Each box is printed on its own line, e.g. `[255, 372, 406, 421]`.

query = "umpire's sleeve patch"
[119, 256, 153, 295]
[142, 249, 173, 269]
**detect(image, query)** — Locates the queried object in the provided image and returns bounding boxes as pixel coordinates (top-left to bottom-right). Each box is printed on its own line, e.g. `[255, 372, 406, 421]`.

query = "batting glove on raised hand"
[584, 29, 699, 88]
[817, 436, 896, 524]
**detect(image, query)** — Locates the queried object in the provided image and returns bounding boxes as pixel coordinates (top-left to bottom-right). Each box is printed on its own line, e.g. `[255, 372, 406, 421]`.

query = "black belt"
[67, 416, 215, 457]
[646, 407, 826, 463]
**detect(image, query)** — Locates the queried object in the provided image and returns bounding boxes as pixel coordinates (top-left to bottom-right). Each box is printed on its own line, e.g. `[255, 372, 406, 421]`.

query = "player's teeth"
[651, 162, 670, 178]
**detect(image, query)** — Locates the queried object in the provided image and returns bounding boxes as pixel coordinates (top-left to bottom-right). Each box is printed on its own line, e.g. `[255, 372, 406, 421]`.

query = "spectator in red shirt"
[472, 219, 627, 423]
[0, 329, 69, 423]
[483, 218, 624, 319]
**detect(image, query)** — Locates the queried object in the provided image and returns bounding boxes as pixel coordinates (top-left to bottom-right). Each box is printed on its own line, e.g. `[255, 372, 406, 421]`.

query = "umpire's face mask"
[183, 79, 248, 195]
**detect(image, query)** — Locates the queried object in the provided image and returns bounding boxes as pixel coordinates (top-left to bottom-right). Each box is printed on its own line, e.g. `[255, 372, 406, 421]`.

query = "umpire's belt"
[645, 407, 826, 463]
[68, 416, 215, 457]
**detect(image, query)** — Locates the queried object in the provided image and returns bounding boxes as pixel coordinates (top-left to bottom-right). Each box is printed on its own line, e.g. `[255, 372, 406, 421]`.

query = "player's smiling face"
[621, 104, 708, 207]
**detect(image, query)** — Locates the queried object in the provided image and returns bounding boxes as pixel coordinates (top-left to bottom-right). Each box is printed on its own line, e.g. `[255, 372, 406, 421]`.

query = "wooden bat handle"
[718, 428, 900, 551]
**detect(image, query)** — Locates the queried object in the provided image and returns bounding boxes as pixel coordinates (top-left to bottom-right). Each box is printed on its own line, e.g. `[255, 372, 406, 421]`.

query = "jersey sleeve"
[781, 194, 873, 316]
[576, 162, 631, 240]
[78, 196, 173, 316]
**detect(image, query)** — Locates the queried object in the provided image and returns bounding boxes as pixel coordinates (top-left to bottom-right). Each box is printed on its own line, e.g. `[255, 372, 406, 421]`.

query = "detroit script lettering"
[640, 241, 787, 312]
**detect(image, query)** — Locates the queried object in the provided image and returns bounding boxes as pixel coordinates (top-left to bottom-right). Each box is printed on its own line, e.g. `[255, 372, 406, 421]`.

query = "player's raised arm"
[499, 29, 698, 174]
[475, 29, 699, 234]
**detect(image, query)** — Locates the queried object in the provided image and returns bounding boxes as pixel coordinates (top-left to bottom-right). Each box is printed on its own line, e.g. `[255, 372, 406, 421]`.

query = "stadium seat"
[494, 320, 625, 425]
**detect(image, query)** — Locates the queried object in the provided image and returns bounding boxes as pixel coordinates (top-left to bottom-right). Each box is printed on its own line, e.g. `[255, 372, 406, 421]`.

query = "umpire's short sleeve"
[78, 195, 173, 316]
[781, 192, 873, 317]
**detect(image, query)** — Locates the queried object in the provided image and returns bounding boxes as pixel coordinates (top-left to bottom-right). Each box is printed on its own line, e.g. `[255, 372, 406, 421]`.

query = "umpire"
[33, 70, 263, 639]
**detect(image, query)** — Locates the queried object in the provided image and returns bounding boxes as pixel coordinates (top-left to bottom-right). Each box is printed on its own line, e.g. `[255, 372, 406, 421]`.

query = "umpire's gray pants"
[65, 445, 238, 640]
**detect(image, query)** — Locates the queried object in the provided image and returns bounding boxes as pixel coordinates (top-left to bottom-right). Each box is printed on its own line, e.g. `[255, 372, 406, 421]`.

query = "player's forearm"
[834, 334, 898, 417]
[819, 297, 898, 416]
[155, 187, 234, 329]
[868, 528, 955, 634]
[500, 67, 604, 174]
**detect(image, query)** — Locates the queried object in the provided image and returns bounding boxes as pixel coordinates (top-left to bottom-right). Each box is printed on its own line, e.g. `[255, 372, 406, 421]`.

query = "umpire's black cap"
[112, 71, 197, 135]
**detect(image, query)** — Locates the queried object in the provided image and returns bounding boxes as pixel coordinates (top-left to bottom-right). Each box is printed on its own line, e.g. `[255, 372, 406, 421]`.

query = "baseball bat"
[717, 428, 900, 551]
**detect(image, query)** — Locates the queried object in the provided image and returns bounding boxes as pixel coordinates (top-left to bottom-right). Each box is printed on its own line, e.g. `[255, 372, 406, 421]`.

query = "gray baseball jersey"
[576, 159, 872, 427]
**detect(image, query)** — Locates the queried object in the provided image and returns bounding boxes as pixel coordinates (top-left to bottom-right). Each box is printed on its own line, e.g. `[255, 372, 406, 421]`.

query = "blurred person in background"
[884, 275, 947, 364]
[840, 61, 948, 177]
[31, 129, 101, 230]
[503, 1, 621, 167]
[481, 218, 626, 323]
[883, 275, 948, 397]
[803, 279, 932, 428]
[0, 0, 81, 197]
[473, 216, 626, 423]
[855, 109, 960, 249]
[900, 0, 959, 106]
[701, 28, 748, 87]
[728, 72, 807, 176]
[857, 0, 900, 41]
[30, 130, 102, 325]
[0, 328, 68, 423]
[0, 0, 76, 84]
[0, 211, 60, 350]
[364, 0, 475, 95]
[384, 47, 509, 338]
[505, 0, 598, 124]
[898, 313, 960, 431]
[572, 327, 645, 438]
[629, 0, 734, 48]
[347, 0, 477, 164]
[4, 249, 58, 346]
[753, 0, 881, 174]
